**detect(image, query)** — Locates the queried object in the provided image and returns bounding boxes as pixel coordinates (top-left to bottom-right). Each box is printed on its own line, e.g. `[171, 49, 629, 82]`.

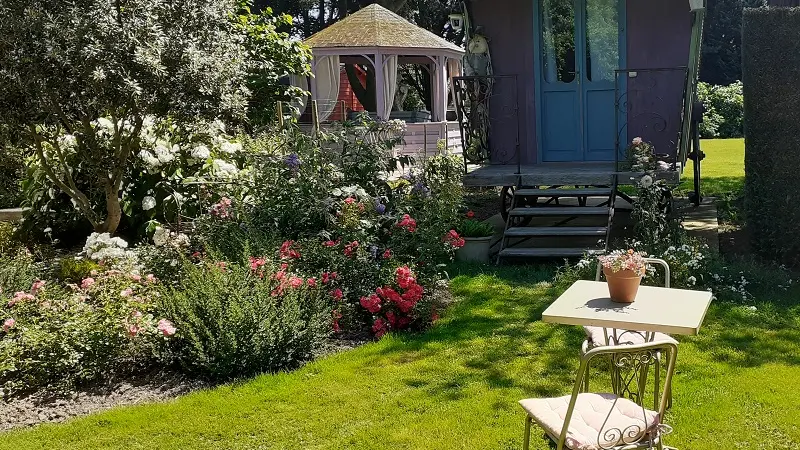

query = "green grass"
[3, 263, 800, 449]
[680, 138, 745, 198]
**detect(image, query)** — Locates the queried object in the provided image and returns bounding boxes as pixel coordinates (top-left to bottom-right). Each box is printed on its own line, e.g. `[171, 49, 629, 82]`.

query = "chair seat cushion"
[520, 393, 660, 450]
[584, 326, 678, 347]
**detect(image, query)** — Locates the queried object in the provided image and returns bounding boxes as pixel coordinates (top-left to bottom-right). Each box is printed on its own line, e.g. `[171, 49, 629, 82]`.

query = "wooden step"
[508, 207, 609, 216]
[514, 188, 613, 197]
[504, 226, 608, 237]
[499, 248, 605, 258]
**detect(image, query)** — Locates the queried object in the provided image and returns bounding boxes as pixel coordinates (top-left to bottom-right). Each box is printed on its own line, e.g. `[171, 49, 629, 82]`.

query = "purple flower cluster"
[285, 153, 302, 171]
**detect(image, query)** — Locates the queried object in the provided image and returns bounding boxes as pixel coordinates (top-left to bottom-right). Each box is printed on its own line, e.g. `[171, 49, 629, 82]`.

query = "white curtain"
[288, 74, 309, 119]
[382, 55, 399, 119]
[314, 55, 341, 122]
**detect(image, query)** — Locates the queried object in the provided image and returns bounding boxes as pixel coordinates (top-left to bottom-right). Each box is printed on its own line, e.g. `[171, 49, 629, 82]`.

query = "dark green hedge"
[743, 7, 800, 265]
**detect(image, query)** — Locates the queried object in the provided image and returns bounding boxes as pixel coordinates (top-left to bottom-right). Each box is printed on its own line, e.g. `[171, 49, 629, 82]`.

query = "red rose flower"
[372, 318, 388, 338]
[395, 266, 416, 289]
[344, 241, 359, 258]
[382, 249, 392, 259]
[466, 210, 475, 218]
[360, 294, 382, 313]
[330, 289, 343, 301]
[279, 241, 301, 259]
[397, 214, 417, 232]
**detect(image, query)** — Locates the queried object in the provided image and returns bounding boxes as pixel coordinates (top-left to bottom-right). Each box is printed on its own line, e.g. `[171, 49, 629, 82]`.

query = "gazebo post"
[374, 51, 386, 120]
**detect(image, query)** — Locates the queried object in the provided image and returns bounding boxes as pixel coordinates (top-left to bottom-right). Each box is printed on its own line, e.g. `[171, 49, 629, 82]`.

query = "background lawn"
[681, 138, 745, 198]
[2, 263, 799, 450]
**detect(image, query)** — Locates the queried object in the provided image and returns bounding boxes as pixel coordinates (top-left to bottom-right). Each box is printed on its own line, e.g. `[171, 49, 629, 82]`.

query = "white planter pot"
[456, 236, 493, 263]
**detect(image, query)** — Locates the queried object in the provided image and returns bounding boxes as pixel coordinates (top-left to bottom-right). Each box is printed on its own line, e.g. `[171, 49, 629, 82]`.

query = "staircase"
[497, 185, 617, 261]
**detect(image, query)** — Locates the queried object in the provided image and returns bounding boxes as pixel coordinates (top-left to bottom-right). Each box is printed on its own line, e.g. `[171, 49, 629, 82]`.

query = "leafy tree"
[0, 0, 254, 235]
[700, 0, 766, 85]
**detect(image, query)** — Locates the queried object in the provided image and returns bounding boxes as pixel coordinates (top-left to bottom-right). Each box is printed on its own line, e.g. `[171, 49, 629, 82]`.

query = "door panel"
[582, 0, 619, 161]
[540, 0, 580, 162]
[538, 0, 623, 162]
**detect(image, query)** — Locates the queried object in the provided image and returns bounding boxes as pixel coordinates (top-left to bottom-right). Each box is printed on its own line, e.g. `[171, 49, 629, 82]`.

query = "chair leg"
[523, 415, 531, 450]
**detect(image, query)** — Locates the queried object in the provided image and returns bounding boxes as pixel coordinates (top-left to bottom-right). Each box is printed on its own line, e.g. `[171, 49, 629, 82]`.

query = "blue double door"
[536, 0, 624, 162]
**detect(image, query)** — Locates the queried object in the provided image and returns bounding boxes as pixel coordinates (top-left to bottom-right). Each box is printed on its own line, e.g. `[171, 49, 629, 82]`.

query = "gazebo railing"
[453, 75, 520, 174]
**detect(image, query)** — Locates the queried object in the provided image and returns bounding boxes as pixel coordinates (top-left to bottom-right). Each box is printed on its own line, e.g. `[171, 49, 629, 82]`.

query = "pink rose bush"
[0, 268, 177, 394]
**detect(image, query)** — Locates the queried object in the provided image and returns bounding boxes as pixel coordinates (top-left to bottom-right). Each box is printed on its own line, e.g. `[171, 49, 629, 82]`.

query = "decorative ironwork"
[614, 67, 689, 174]
[453, 75, 520, 172]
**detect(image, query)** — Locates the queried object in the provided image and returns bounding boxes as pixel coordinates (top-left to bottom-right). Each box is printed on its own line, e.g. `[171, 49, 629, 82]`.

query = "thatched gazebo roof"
[304, 4, 463, 57]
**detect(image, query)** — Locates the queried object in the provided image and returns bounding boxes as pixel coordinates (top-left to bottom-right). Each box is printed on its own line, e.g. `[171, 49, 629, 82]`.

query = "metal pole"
[311, 100, 320, 136]
[277, 101, 285, 129]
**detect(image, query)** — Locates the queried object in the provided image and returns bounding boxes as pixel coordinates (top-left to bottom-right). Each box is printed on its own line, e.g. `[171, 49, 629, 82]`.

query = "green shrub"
[57, 258, 101, 283]
[742, 8, 800, 266]
[697, 81, 744, 139]
[158, 259, 330, 381]
[0, 269, 174, 396]
[457, 219, 494, 238]
[0, 145, 24, 209]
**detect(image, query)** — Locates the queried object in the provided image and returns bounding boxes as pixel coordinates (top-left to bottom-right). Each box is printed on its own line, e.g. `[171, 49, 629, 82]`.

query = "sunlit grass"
[2, 263, 799, 449]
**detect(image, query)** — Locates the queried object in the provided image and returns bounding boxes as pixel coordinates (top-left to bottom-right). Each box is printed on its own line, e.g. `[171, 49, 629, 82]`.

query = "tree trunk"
[345, 64, 377, 112]
[97, 183, 122, 235]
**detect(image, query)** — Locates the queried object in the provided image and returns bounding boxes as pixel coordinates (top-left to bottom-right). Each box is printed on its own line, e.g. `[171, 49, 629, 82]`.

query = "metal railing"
[452, 75, 521, 174]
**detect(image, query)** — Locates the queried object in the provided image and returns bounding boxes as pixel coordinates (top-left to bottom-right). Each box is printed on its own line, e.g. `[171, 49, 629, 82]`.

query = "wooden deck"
[463, 163, 681, 187]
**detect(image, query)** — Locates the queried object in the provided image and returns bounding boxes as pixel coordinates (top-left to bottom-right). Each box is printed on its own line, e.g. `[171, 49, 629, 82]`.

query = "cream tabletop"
[543, 280, 713, 336]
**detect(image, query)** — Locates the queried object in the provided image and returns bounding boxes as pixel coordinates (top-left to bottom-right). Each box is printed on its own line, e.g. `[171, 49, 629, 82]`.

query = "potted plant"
[456, 213, 496, 263]
[598, 249, 648, 303]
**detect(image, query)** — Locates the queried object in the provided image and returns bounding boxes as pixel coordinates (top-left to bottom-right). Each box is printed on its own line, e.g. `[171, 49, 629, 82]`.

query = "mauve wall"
[470, 0, 537, 165]
[469, 0, 692, 164]
[625, 0, 692, 158]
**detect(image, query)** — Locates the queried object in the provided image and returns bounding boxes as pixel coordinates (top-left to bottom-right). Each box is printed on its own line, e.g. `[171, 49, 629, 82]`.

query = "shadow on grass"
[370, 263, 585, 401]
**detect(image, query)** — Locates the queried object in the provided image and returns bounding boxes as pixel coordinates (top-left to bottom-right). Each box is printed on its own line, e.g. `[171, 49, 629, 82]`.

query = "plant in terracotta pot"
[598, 249, 648, 303]
[455, 212, 496, 263]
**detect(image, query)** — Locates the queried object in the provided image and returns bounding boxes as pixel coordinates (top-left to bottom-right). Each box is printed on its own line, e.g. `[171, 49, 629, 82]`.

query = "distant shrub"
[57, 258, 101, 283]
[697, 81, 744, 139]
[742, 8, 800, 266]
[158, 259, 330, 381]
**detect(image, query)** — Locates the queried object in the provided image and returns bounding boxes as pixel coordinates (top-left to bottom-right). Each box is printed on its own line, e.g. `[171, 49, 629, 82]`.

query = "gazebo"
[303, 4, 465, 124]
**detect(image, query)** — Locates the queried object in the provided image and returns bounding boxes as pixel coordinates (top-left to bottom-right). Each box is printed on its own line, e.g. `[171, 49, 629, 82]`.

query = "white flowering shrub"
[83, 232, 139, 272]
[22, 117, 246, 242]
[0, 0, 252, 236]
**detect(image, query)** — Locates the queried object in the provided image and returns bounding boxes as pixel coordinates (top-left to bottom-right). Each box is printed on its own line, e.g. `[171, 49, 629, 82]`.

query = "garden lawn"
[681, 138, 745, 197]
[2, 264, 800, 450]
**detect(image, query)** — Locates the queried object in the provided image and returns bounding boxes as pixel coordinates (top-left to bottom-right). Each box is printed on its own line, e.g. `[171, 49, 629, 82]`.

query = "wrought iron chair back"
[556, 341, 678, 450]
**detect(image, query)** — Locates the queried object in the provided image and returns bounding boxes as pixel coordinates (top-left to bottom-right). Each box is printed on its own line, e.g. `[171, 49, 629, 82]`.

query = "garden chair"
[520, 341, 678, 450]
[583, 258, 676, 409]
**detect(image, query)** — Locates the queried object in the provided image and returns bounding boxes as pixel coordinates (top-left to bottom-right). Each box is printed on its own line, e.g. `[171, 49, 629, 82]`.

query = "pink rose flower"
[31, 280, 46, 295]
[632, 137, 643, 146]
[127, 324, 140, 337]
[146, 274, 156, 283]
[120, 288, 133, 297]
[81, 278, 96, 289]
[306, 277, 317, 287]
[157, 319, 177, 337]
[289, 276, 304, 288]
[130, 274, 142, 282]
[2, 318, 15, 332]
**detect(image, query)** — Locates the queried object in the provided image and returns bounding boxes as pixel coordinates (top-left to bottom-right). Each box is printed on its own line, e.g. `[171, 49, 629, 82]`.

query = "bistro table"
[543, 280, 713, 336]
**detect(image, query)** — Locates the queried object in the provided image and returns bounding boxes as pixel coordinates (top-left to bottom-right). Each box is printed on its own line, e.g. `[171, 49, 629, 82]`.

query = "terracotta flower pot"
[456, 236, 493, 263]
[603, 267, 643, 303]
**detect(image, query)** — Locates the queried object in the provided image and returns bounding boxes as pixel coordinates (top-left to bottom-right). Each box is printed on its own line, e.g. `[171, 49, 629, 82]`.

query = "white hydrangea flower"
[212, 159, 239, 178]
[58, 134, 77, 149]
[152, 227, 169, 247]
[155, 144, 175, 164]
[191, 145, 211, 160]
[142, 196, 156, 211]
[138, 150, 161, 168]
[220, 141, 242, 154]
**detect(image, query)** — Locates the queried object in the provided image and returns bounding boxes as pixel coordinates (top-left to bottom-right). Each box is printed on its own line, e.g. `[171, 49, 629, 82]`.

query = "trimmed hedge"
[742, 7, 800, 265]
